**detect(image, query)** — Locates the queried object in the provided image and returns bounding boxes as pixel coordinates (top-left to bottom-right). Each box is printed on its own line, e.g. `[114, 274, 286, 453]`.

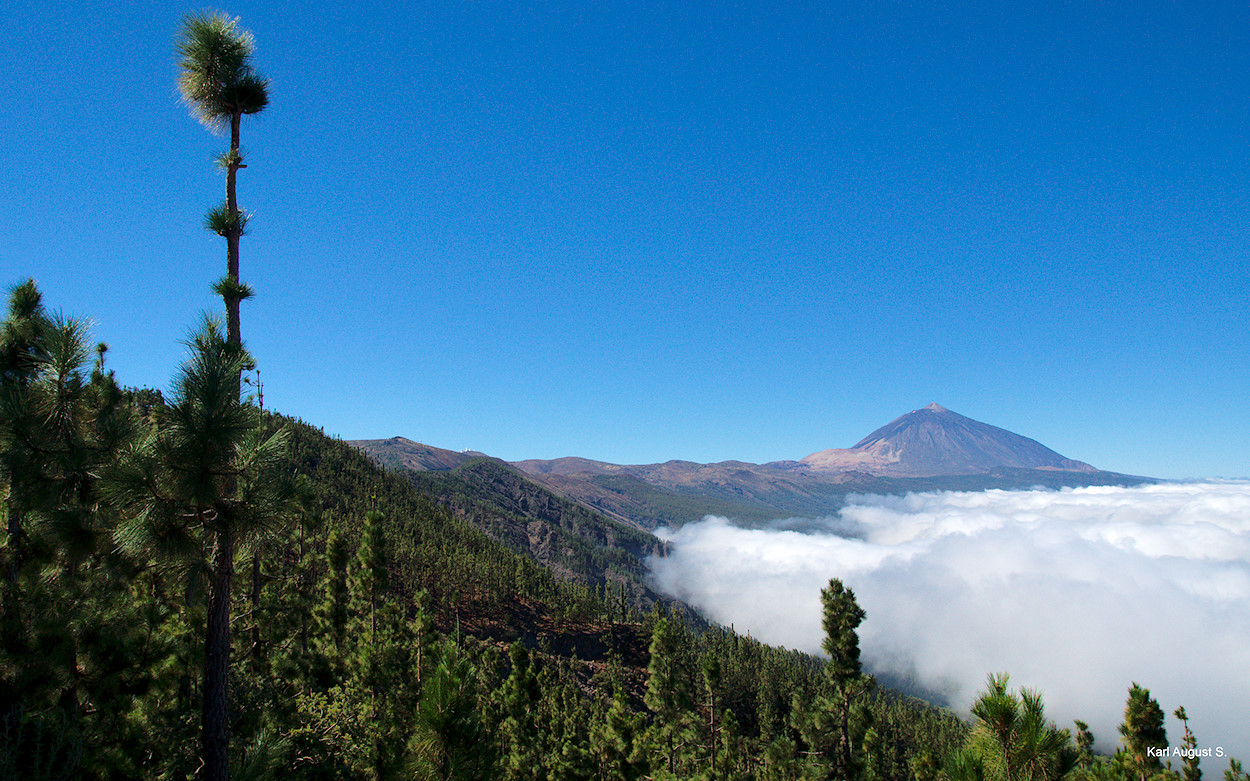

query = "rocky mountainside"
[347, 436, 487, 472]
[798, 403, 1096, 477]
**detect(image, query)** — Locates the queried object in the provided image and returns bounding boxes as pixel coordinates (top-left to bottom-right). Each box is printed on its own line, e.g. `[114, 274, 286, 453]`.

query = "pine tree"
[644, 616, 697, 779]
[0, 281, 54, 724]
[1225, 759, 1249, 781]
[176, 11, 269, 352]
[758, 734, 802, 781]
[700, 654, 722, 779]
[592, 687, 646, 781]
[0, 283, 143, 776]
[109, 319, 295, 781]
[498, 641, 544, 781]
[1073, 720, 1095, 769]
[174, 17, 275, 779]
[407, 640, 493, 780]
[1119, 683, 1167, 781]
[820, 577, 867, 780]
[545, 661, 595, 781]
[1173, 707, 1201, 781]
[310, 521, 351, 685]
[342, 509, 427, 779]
[346, 510, 388, 699]
[262, 485, 322, 691]
[709, 707, 747, 781]
[910, 750, 942, 781]
[963, 673, 1075, 781]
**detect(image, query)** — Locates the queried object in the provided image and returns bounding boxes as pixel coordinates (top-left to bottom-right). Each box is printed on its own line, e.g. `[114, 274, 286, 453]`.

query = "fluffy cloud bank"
[648, 482, 1250, 759]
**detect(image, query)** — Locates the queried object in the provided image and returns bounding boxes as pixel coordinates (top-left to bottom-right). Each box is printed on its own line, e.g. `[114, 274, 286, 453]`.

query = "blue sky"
[3, 0, 1248, 478]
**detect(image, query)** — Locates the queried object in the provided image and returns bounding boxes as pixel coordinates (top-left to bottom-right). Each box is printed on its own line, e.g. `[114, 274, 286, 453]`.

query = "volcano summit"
[799, 403, 1096, 477]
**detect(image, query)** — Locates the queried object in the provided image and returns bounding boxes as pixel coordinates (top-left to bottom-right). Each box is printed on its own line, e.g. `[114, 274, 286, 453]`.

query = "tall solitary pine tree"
[176, 11, 269, 350]
[173, 15, 271, 780]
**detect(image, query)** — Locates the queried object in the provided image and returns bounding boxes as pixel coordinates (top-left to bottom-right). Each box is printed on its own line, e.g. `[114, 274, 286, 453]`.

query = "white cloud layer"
[648, 482, 1250, 759]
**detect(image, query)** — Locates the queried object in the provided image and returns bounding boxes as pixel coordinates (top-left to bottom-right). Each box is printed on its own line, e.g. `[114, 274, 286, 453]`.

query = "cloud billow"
[647, 482, 1250, 758]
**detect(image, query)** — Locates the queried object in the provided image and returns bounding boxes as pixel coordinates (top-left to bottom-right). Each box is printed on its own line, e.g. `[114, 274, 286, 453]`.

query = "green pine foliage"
[1174, 707, 1202, 781]
[593, 685, 647, 779]
[406, 639, 493, 780]
[498, 641, 544, 781]
[1118, 683, 1170, 781]
[957, 673, 1077, 781]
[816, 577, 870, 780]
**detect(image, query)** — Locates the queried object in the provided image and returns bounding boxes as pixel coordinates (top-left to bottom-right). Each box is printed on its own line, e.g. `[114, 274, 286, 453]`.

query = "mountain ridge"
[512, 402, 1105, 481]
[354, 404, 1151, 529]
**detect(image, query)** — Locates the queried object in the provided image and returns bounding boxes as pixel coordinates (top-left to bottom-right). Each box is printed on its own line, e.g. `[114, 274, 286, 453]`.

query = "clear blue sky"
[3, 1, 1248, 479]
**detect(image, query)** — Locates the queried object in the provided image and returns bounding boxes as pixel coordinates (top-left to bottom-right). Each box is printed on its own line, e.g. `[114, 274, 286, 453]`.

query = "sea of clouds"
[647, 482, 1250, 760]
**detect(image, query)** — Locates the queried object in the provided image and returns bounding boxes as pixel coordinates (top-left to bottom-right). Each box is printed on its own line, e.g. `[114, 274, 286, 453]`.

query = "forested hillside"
[397, 456, 667, 613]
[1, 280, 974, 778]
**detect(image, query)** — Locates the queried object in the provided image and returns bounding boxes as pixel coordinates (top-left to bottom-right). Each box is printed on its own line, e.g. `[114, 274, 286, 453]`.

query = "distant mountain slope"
[356, 405, 1149, 530]
[513, 455, 624, 476]
[507, 404, 1149, 527]
[525, 471, 788, 528]
[800, 403, 1096, 477]
[347, 436, 487, 472]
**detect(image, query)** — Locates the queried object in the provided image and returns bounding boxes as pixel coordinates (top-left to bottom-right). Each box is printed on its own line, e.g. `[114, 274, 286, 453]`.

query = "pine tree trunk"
[206, 108, 243, 781]
[249, 549, 262, 670]
[709, 692, 717, 777]
[225, 111, 242, 349]
[3, 504, 23, 660]
[2, 505, 20, 630]
[3, 506, 18, 590]
[0, 506, 22, 726]
[838, 691, 852, 781]
[203, 528, 235, 781]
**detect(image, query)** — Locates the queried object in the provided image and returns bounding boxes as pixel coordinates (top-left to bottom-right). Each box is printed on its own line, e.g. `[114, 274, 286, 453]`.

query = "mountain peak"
[347, 437, 485, 472]
[800, 406, 1096, 477]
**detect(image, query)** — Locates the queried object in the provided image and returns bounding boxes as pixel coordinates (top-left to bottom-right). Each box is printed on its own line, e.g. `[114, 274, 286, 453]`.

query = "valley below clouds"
[647, 482, 1250, 759]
